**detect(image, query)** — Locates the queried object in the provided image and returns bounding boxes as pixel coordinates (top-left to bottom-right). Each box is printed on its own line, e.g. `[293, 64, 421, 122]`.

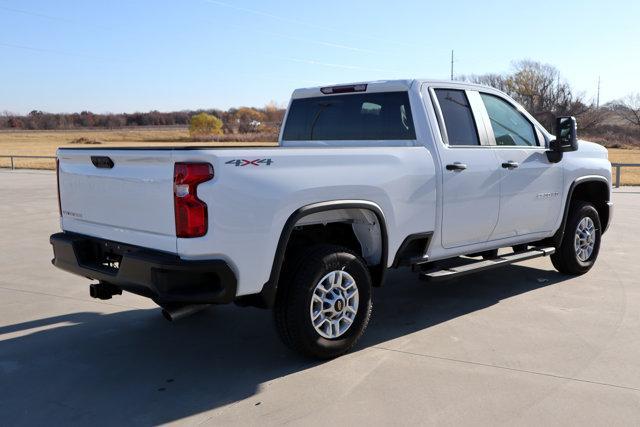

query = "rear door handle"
[501, 161, 519, 169]
[446, 162, 467, 171]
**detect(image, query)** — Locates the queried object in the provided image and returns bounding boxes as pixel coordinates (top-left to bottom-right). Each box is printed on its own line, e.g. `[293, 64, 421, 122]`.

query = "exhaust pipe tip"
[161, 304, 210, 322]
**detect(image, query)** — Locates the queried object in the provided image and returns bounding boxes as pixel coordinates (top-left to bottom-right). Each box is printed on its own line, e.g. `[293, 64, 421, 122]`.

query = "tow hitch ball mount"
[89, 282, 122, 300]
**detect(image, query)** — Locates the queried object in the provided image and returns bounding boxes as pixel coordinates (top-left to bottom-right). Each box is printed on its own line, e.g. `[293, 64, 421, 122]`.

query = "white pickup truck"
[51, 80, 613, 358]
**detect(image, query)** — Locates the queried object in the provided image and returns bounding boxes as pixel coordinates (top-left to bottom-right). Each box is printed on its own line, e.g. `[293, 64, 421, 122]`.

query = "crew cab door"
[476, 92, 563, 239]
[429, 87, 501, 248]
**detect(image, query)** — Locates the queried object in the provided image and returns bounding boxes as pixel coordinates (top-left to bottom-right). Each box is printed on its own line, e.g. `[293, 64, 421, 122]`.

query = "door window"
[434, 89, 480, 146]
[480, 94, 538, 146]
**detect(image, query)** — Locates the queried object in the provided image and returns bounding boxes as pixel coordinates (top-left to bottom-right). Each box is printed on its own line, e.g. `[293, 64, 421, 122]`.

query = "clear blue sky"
[1, 0, 638, 114]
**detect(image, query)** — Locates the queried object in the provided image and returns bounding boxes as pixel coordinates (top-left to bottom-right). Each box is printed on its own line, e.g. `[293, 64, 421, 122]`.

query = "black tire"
[467, 249, 498, 259]
[481, 249, 499, 260]
[512, 244, 528, 253]
[273, 244, 372, 359]
[551, 201, 601, 275]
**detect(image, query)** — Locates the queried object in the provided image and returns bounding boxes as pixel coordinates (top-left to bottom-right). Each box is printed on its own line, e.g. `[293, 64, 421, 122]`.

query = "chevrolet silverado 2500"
[50, 80, 613, 358]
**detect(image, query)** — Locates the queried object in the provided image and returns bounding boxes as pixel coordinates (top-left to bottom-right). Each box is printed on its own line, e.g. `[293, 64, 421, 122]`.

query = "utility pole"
[596, 76, 601, 108]
[450, 50, 454, 81]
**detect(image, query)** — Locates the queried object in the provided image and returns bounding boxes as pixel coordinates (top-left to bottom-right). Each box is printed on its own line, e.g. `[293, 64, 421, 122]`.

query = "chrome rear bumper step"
[420, 247, 555, 282]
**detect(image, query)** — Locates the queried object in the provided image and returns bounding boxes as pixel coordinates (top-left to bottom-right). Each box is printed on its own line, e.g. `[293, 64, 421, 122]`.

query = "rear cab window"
[433, 89, 480, 146]
[282, 92, 416, 141]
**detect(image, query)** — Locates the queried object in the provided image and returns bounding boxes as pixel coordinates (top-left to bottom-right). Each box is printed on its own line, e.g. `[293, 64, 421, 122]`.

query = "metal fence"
[612, 163, 640, 188]
[0, 155, 56, 170]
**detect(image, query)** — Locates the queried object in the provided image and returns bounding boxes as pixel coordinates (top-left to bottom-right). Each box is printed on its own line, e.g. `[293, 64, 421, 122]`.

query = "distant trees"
[0, 110, 189, 129]
[0, 105, 286, 134]
[610, 94, 640, 131]
[228, 107, 266, 133]
[189, 113, 223, 138]
[262, 100, 285, 133]
[459, 60, 640, 146]
[462, 60, 591, 131]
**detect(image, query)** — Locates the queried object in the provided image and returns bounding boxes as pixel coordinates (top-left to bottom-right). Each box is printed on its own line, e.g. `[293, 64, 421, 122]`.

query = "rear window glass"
[282, 91, 416, 141]
[434, 89, 480, 146]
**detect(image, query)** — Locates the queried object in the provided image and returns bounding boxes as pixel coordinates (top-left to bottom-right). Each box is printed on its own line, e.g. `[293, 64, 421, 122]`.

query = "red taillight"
[56, 158, 62, 217]
[174, 162, 214, 238]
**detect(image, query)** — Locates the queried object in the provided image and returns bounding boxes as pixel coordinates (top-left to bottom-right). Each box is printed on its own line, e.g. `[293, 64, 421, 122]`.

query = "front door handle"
[501, 161, 519, 169]
[446, 162, 467, 171]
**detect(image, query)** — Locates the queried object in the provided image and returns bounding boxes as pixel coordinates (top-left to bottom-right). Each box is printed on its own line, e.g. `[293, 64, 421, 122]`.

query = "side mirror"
[554, 116, 578, 152]
[547, 116, 578, 163]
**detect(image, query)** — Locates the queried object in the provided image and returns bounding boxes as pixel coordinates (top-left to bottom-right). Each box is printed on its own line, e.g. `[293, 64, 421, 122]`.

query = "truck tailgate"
[57, 149, 177, 253]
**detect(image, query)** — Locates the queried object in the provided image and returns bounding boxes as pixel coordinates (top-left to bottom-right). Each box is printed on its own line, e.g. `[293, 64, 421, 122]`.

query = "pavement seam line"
[372, 345, 640, 393]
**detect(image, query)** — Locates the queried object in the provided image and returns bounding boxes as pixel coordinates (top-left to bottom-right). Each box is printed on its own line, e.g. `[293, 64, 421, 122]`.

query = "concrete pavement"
[1, 170, 639, 425]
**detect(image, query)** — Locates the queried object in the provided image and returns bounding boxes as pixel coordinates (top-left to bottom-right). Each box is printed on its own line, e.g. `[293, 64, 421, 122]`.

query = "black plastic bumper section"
[50, 232, 237, 305]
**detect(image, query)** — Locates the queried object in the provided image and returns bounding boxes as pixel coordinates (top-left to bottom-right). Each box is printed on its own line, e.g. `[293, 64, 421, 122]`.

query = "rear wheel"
[274, 244, 372, 359]
[551, 201, 601, 275]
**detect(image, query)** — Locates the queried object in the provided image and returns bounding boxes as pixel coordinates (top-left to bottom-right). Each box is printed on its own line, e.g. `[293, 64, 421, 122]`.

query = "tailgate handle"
[91, 156, 114, 169]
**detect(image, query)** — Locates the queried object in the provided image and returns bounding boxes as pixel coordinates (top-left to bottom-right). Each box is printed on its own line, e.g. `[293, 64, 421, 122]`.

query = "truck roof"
[291, 79, 497, 99]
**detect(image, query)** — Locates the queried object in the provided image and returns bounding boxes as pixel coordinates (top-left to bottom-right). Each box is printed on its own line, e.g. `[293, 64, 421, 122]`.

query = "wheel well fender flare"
[253, 200, 389, 308]
[554, 175, 610, 244]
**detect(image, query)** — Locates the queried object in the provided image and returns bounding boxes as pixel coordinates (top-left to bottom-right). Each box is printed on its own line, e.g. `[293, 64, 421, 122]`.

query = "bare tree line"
[461, 60, 640, 146]
[612, 94, 640, 129]
[1, 60, 638, 146]
[0, 103, 286, 135]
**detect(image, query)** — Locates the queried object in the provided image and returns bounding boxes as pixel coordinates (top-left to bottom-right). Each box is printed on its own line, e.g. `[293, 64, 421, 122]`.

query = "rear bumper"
[50, 232, 237, 305]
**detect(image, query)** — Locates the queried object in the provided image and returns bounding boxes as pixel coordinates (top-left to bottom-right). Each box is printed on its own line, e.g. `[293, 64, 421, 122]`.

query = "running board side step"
[420, 247, 555, 282]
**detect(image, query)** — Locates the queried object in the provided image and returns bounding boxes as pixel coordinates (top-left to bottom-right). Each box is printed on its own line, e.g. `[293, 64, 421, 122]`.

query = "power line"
[211, 21, 382, 56]
[0, 42, 124, 62]
[203, 0, 423, 50]
[0, 5, 111, 30]
[0, 5, 75, 23]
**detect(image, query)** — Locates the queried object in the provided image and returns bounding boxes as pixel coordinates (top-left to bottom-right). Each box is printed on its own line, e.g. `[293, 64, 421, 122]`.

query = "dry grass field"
[608, 149, 640, 185]
[0, 128, 276, 169]
[1, 129, 639, 184]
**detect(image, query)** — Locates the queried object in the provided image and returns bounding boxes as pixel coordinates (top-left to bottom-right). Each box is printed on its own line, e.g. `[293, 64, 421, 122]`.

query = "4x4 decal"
[225, 159, 273, 167]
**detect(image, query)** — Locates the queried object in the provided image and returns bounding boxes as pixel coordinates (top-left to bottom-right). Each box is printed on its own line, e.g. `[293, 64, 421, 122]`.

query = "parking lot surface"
[1, 170, 640, 425]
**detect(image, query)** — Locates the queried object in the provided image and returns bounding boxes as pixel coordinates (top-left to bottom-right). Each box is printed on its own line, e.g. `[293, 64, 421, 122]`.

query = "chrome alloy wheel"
[309, 270, 359, 339]
[574, 217, 596, 262]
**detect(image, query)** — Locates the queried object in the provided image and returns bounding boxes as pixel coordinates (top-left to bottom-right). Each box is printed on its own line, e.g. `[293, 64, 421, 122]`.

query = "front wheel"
[551, 201, 601, 275]
[274, 244, 372, 359]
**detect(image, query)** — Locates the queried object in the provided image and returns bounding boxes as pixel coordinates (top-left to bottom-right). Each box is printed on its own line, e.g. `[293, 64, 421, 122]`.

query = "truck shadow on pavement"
[0, 264, 567, 424]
